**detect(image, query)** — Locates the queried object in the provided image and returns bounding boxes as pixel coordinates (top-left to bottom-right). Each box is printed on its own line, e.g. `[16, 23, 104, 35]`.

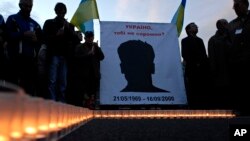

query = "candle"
[9, 95, 29, 140]
[0, 93, 21, 141]
[47, 100, 59, 132]
[22, 97, 42, 139]
[36, 98, 51, 138]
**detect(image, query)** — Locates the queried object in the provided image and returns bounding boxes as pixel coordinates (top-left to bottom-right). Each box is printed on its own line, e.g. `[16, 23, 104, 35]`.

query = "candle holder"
[0, 93, 19, 141]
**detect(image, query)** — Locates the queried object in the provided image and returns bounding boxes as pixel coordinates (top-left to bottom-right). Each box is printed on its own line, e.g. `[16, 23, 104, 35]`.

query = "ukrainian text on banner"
[100, 21, 187, 105]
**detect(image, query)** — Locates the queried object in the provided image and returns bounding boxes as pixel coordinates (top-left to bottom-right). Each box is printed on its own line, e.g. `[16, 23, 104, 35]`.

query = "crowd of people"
[182, 0, 250, 115]
[0, 0, 104, 109]
[0, 0, 250, 115]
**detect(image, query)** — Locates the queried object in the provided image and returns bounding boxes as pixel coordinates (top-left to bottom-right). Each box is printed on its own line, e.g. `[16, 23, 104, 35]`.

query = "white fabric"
[100, 21, 187, 105]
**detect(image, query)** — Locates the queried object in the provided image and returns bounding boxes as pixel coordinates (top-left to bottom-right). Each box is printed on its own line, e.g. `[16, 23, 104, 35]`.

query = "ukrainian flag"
[171, 0, 186, 36]
[70, 0, 99, 33]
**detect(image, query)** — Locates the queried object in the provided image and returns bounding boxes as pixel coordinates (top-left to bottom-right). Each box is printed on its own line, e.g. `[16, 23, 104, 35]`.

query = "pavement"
[59, 116, 250, 141]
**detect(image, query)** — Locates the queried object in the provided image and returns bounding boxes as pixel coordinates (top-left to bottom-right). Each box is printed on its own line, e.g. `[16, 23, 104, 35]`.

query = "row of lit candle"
[0, 92, 93, 141]
[0, 79, 236, 141]
[93, 110, 236, 119]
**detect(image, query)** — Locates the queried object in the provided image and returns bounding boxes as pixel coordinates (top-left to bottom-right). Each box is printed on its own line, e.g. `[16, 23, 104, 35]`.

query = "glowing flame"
[0, 135, 9, 141]
[94, 110, 235, 119]
[10, 131, 22, 139]
[24, 127, 37, 135]
[38, 125, 49, 132]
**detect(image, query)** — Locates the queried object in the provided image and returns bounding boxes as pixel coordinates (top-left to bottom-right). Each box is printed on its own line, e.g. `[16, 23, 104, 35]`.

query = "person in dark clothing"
[70, 31, 104, 109]
[5, 0, 42, 95]
[36, 44, 50, 99]
[65, 30, 82, 105]
[43, 3, 79, 102]
[208, 19, 232, 109]
[228, 0, 250, 115]
[0, 14, 6, 80]
[181, 22, 210, 109]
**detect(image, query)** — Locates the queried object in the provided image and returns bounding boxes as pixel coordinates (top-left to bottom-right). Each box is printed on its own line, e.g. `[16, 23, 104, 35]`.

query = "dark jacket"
[181, 36, 209, 77]
[208, 30, 231, 86]
[0, 14, 6, 59]
[43, 17, 76, 58]
[74, 42, 104, 79]
[229, 11, 250, 65]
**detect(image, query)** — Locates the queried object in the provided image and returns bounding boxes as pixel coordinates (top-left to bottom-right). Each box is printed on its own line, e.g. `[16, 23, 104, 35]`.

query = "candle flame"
[25, 127, 37, 135]
[38, 125, 49, 131]
[0, 135, 9, 141]
[93, 110, 236, 119]
[10, 132, 22, 139]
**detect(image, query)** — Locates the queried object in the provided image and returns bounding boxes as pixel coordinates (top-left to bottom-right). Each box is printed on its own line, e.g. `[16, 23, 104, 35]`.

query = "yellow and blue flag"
[171, 0, 186, 36]
[70, 0, 99, 33]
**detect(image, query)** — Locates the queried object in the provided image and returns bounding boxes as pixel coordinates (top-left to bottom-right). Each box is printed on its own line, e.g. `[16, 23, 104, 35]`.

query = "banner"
[100, 21, 187, 105]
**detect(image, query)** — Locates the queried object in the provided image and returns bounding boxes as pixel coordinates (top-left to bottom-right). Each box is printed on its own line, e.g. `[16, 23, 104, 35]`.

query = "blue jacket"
[6, 11, 42, 58]
[0, 14, 4, 25]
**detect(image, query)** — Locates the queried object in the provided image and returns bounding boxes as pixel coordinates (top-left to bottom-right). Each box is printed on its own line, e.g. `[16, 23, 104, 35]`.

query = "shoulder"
[229, 18, 238, 24]
[8, 13, 18, 18]
[192, 36, 204, 43]
[45, 19, 54, 23]
[181, 37, 189, 44]
[30, 18, 41, 27]
[44, 19, 55, 25]
[208, 35, 216, 43]
[0, 14, 3, 20]
[196, 36, 204, 41]
[76, 43, 83, 48]
[68, 22, 75, 28]
[208, 35, 216, 48]
[0, 15, 4, 25]
[6, 14, 21, 26]
[181, 37, 187, 41]
[228, 17, 240, 30]
[6, 14, 18, 21]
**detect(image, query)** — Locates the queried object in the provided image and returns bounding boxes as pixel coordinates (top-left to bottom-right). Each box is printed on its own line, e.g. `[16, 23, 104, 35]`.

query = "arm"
[6, 16, 23, 42]
[0, 15, 6, 45]
[208, 37, 216, 73]
[43, 20, 56, 44]
[95, 45, 104, 61]
[181, 39, 189, 62]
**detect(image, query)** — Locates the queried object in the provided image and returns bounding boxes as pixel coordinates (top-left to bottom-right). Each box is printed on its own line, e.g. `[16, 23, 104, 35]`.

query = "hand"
[64, 21, 70, 29]
[87, 44, 95, 55]
[90, 45, 95, 55]
[23, 31, 37, 42]
[56, 28, 64, 36]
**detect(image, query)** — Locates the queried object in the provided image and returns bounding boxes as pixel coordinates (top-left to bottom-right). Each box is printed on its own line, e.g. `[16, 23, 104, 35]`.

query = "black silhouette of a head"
[118, 40, 169, 92]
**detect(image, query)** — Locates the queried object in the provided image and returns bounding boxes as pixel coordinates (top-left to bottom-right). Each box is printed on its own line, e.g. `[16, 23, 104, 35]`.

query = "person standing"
[5, 0, 42, 95]
[43, 3, 78, 102]
[71, 31, 104, 108]
[228, 0, 250, 115]
[181, 22, 210, 109]
[0, 14, 6, 80]
[208, 19, 232, 109]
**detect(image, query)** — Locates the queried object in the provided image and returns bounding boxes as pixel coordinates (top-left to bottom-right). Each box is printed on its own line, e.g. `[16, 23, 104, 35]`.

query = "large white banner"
[100, 21, 187, 105]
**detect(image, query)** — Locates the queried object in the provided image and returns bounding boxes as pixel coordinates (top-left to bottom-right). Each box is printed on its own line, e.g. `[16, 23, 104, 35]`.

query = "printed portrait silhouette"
[117, 40, 170, 93]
